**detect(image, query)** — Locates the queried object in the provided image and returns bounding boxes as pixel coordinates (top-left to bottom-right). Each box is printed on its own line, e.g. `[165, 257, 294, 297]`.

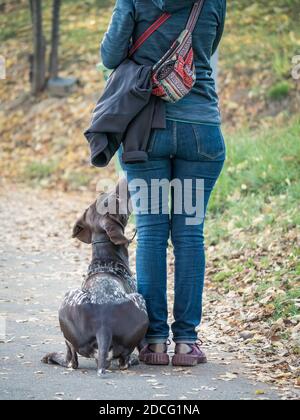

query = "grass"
[0, 0, 114, 51]
[273, 288, 300, 320]
[62, 170, 94, 189]
[220, 0, 300, 104]
[207, 118, 300, 245]
[272, 49, 292, 79]
[23, 160, 58, 181]
[222, 1, 300, 69]
[267, 81, 292, 100]
[209, 118, 300, 218]
[206, 118, 300, 321]
[213, 271, 233, 283]
[0, 4, 30, 42]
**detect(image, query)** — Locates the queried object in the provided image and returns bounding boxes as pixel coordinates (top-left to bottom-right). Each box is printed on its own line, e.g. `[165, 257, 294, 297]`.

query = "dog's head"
[72, 178, 132, 246]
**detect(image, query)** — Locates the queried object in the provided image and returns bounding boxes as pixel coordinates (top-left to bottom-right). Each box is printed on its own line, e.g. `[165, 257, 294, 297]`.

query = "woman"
[101, 0, 226, 366]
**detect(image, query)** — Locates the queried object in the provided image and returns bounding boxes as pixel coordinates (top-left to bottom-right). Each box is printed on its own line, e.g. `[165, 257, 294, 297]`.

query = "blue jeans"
[119, 120, 225, 343]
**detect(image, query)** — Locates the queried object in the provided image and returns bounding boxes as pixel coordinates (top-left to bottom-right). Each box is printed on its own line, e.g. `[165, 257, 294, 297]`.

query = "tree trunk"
[49, 0, 61, 79]
[29, 0, 46, 95]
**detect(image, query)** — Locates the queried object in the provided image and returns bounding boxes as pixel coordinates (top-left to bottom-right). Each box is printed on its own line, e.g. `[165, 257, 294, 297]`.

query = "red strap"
[128, 12, 171, 57]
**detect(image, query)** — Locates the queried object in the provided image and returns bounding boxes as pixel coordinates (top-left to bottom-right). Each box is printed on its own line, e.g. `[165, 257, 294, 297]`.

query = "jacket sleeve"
[100, 0, 135, 69]
[212, 0, 226, 55]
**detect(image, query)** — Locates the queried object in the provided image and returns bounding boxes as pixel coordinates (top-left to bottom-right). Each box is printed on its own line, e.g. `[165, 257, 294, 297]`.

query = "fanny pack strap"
[128, 0, 205, 58]
[128, 12, 171, 57]
[185, 0, 205, 33]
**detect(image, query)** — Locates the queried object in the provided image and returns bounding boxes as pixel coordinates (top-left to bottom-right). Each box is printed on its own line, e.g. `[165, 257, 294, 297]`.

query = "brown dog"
[42, 180, 148, 376]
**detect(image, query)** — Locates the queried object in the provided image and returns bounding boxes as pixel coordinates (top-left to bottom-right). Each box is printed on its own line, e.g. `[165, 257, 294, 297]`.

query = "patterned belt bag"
[128, 0, 205, 104]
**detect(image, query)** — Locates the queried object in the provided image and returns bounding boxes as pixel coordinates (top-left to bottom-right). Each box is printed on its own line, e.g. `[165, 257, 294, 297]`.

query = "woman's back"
[101, 0, 226, 125]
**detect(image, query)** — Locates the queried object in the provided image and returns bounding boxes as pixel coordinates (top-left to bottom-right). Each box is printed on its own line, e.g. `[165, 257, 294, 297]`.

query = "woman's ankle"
[148, 343, 168, 353]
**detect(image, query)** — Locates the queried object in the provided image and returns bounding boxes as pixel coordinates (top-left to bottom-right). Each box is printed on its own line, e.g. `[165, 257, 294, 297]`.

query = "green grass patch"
[63, 171, 93, 189]
[209, 118, 300, 220]
[267, 81, 292, 100]
[0, 6, 30, 42]
[273, 288, 300, 320]
[222, 1, 300, 70]
[213, 271, 233, 283]
[23, 160, 58, 181]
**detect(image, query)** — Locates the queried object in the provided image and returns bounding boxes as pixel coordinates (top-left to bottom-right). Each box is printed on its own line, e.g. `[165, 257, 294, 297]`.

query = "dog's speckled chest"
[61, 265, 147, 314]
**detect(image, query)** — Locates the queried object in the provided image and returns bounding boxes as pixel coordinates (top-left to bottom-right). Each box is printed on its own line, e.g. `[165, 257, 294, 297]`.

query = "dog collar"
[92, 229, 137, 246]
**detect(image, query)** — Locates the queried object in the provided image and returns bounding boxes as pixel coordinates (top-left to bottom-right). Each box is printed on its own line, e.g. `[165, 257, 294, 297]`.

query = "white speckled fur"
[62, 273, 147, 314]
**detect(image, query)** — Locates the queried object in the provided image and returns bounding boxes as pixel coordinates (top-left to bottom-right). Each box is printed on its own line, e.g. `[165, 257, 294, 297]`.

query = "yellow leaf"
[255, 390, 265, 395]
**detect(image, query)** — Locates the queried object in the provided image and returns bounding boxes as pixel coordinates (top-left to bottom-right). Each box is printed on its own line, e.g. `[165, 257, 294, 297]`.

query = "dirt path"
[0, 185, 297, 400]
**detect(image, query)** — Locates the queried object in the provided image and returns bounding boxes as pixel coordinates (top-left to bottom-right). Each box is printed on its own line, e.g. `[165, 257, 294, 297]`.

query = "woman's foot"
[172, 342, 207, 366]
[139, 343, 170, 365]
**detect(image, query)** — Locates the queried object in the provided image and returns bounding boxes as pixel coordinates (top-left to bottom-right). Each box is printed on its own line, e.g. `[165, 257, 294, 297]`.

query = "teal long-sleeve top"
[100, 0, 226, 125]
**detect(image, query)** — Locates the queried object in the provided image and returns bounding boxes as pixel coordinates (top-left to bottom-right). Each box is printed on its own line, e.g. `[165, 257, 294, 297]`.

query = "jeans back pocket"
[192, 124, 226, 161]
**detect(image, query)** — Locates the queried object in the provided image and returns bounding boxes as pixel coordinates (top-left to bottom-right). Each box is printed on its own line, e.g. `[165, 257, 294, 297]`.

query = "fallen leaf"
[255, 390, 265, 395]
[219, 372, 238, 381]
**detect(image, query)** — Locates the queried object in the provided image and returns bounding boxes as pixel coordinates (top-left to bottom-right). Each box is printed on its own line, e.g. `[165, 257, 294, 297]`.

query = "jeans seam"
[172, 121, 177, 155]
[191, 124, 201, 156]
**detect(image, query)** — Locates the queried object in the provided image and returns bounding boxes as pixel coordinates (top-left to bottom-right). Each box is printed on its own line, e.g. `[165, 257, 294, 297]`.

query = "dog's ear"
[100, 215, 129, 246]
[72, 209, 92, 244]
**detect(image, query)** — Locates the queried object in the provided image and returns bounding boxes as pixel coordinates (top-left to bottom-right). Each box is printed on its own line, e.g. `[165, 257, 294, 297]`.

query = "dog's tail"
[96, 326, 112, 376]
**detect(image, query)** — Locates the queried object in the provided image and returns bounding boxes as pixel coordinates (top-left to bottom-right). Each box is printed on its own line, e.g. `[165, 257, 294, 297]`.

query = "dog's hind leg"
[96, 328, 112, 377]
[42, 340, 78, 369]
[65, 340, 78, 369]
